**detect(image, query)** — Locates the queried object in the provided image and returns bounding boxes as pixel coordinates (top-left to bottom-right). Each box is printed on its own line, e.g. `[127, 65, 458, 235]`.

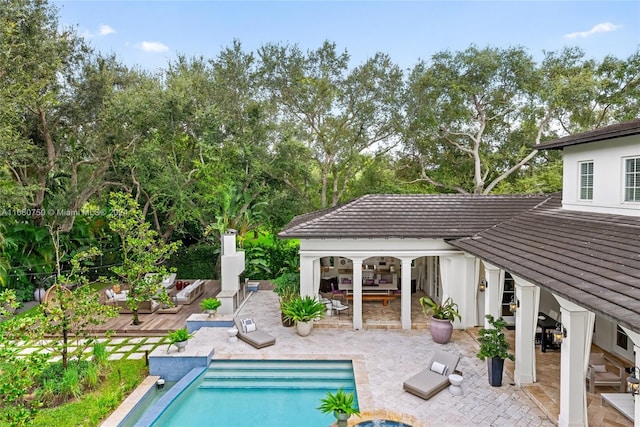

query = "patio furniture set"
[104, 274, 206, 314]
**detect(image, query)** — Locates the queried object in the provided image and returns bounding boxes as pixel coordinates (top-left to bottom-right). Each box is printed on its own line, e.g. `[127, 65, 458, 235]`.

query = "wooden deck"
[92, 280, 222, 336]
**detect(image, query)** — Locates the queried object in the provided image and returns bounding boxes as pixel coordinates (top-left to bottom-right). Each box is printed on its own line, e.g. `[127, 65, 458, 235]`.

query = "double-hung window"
[624, 157, 640, 202]
[579, 161, 593, 201]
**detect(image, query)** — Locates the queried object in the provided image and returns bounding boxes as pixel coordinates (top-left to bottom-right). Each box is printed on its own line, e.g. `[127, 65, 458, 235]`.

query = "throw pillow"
[242, 318, 256, 333]
[591, 364, 607, 373]
[106, 289, 115, 299]
[430, 361, 448, 375]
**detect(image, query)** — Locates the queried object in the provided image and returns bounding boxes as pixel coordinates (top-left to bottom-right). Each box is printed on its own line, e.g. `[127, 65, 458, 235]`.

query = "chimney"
[222, 229, 237, 255]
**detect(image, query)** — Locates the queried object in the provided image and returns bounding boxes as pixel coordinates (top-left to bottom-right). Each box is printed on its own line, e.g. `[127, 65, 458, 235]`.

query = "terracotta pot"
[281, 312, 294, 327]
[430, 317, 453, 344]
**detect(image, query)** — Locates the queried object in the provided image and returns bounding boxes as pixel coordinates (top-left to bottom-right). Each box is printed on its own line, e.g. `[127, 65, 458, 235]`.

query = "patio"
[97, 283, 632, 426]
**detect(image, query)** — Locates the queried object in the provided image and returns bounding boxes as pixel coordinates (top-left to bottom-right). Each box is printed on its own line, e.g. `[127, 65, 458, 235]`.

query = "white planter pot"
[174, 340, 188, 352]
[34, 288, 45, 303]
[335, 411, 349, 427]
[296, 321, 313, 336]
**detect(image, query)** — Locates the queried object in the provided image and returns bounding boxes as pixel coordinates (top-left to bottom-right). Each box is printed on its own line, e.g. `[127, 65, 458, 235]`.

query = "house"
[279, 118, 640, 427]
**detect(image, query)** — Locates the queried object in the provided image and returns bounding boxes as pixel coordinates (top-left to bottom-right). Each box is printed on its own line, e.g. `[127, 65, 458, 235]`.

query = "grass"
[28, 359, 147, 427]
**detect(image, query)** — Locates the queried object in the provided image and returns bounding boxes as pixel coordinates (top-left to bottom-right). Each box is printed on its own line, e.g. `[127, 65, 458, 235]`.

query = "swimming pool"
[147, 359, 358, 427]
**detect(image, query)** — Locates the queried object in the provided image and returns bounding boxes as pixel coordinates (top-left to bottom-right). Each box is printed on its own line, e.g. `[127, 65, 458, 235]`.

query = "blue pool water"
[149, 360, 358, 427]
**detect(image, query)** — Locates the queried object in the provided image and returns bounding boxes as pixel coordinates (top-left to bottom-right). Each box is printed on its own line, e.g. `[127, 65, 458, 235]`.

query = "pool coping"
[100, 375, 160, 427]
[135, 367, 206, 426]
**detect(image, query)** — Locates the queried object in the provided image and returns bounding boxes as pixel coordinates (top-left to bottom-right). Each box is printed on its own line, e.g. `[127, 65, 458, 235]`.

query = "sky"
[52, 1, 640, 72]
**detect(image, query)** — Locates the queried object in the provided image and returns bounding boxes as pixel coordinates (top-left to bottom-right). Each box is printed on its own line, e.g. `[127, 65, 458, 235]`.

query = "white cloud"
[138, 41, 170, 53]
[564, 22, 621, 39]
[98, 25, 116, 36]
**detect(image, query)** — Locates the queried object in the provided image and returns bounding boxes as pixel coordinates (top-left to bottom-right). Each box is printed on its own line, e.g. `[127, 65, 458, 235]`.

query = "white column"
[352, 259, 363, 330]
[512, 275, 540, 385]
[439, 254, 468, 329]
[482, 261, 505, 328]
[555, 295, 594, 427]
[299, 255, 314, 297]
[461, 254, 478, 328]
[400, 257, 413, 330]
[634, 343, 640, 427]
[312, 258, 321, 296]
[620, 327, 640, 427]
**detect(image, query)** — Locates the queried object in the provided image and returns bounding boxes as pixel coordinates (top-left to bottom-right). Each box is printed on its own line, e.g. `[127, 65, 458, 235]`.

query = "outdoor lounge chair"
[403, 349, 460, 400]
[586, 352, 625, 393]
[234, 317, 276, 349]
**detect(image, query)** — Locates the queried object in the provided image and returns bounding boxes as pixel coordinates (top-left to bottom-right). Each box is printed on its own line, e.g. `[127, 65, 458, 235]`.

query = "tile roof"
[538, 118, 640, 150]
[450, 207, 640, 333]
[278, 193, 557, 239]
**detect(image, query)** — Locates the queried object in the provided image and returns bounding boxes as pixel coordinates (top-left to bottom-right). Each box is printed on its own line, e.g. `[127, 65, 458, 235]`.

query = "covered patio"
[279, 190, 640, 426]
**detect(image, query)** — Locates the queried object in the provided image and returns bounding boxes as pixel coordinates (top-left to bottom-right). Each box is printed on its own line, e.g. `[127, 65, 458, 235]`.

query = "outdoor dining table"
[338, 283, 398, 294]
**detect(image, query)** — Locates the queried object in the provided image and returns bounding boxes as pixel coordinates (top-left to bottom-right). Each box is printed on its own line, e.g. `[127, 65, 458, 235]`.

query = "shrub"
[167, 243, 219, 279]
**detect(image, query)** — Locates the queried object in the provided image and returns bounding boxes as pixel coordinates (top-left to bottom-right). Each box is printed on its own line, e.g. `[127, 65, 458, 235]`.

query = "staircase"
[199, 359, 356, 391]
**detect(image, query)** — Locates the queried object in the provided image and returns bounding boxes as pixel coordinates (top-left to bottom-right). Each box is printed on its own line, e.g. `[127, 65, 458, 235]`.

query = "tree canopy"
[1, 0, 638, 296]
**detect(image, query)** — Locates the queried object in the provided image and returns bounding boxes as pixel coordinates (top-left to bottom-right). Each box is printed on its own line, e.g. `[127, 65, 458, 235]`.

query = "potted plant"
[281, 295, 326, 336]
[200, 297, 222, 316]
[167, 328, 193, 353]
[272, 273, 300, 327]
[476, 314, 514, 387]
[317, 388, 360, 427]
[419, 296, 461, 344]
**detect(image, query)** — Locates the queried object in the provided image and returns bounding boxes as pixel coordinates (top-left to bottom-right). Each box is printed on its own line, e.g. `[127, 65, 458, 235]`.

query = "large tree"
[402, 46, 640, 195]
[259, 41, 405, 208]
[0, 0, 138, 231]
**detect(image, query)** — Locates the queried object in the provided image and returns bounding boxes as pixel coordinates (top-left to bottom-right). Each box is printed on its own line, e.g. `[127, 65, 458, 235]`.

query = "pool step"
[199, 360, 356, 390]
[209, 360, 354, 371]
[199, 380, 355, 390]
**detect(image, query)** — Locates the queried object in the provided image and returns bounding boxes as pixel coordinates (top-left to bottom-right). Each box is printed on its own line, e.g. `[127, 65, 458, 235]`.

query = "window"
[625, 157, 640, 202]
[616, 325, 628, 350]
[579, 161, 593, 200]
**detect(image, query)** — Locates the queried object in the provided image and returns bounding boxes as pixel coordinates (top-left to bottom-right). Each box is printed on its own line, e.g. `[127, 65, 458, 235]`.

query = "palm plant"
[419, 296, 461, 321]
[280, 295, 326, 323]
[317, 388, 360, 425]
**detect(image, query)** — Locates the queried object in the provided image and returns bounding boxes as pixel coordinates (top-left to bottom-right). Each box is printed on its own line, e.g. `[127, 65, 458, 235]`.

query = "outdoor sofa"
[174, 279, 204, 305]
[403, 349, 460, 400]
[234, 317, 276, 349]
[104, 289, 160, 313]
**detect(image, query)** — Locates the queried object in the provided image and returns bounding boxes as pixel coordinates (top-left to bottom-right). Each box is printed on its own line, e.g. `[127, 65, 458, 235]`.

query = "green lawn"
[29, 359, 147, 427]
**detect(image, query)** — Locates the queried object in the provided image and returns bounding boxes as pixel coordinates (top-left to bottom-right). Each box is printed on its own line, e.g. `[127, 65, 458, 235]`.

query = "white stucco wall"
[593, 315, 635, 361]
[299, 238, 456, 253]
[562, 134, 640, 216]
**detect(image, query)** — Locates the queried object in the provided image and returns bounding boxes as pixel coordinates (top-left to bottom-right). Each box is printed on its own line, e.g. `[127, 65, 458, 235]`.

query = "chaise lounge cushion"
[403, 349, 460, 400]
[234, 317, 276, 349]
